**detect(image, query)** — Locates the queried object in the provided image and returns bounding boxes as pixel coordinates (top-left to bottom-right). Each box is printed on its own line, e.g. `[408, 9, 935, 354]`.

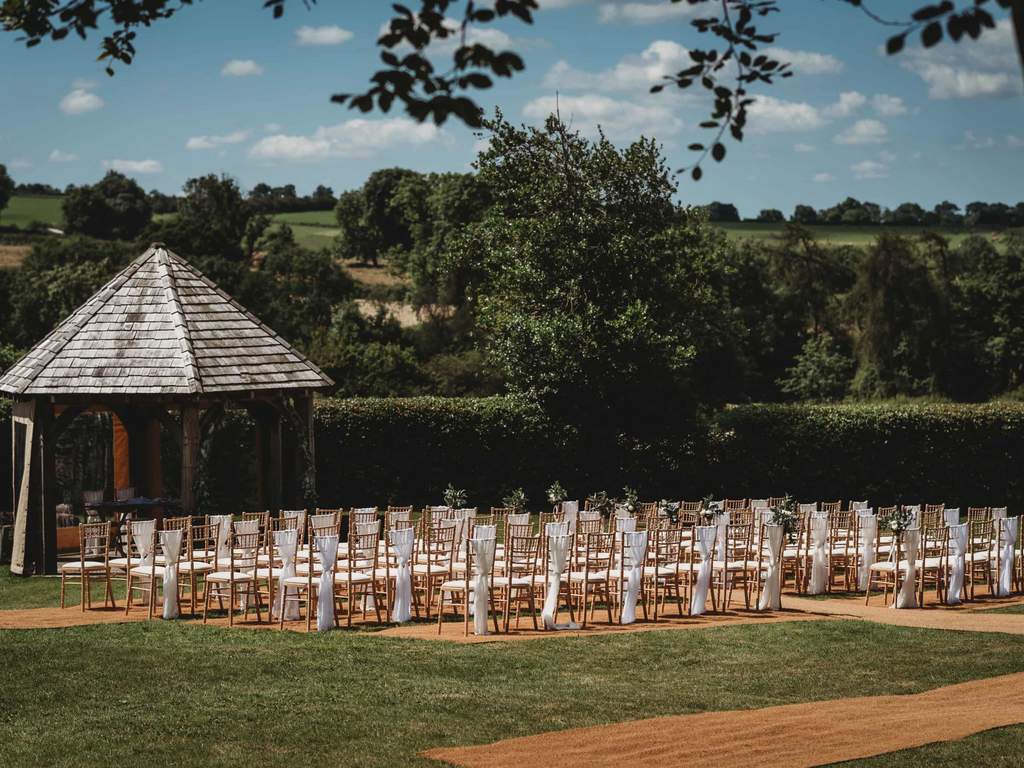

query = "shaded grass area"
[3, 619, 1024, 767]
[0, 566, 107, 609]
[840, 725, 1024, 766]
[980, 603, 1024, 615]
[1, 195, 63, 229]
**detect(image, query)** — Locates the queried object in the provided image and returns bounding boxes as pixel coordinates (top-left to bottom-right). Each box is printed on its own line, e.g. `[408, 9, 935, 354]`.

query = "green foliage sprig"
[443, 483, 467, 509]
[546, 481, 566, 506]
[502, 487, 527, 514]
[587, 491, 613, 518]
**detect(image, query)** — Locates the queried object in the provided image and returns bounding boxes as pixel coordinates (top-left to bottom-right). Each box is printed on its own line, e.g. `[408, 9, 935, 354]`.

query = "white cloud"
[1008, 134, 1024, 148]
[103, 159, 163, 174]
[823, 91, 866, 119]
[959, 130, 996, 150]
[598, 1, 700, 24]
[295, 25, 353, 46]
[763, 47, 843, 75]
[851, 159, 887, 179]
[263, 123, 283, 133]
[59, 88, 104, 114]
[834, 118, 888, 145]
[523, 93, 683, 140]
[543, 40, 689, 92]
[185, 131, 250, 150]
[813, 172, 835, 183]
[221, 59, 263, 77]
[878, 150, 897, 163]
[48, 149, 77, 162]
[748, 95, 826, 133]
[7, 159, 32, 170]
[249, 118, 445, 161]
[872, 94, 907, 116]
[793, 143, 816, 153]
[900, 21, 1021, 100]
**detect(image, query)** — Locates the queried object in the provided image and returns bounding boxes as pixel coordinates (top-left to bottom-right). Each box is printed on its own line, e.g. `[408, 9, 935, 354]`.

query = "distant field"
[269, 210, 338, 250]
[1, 196, 63, 229]
[716, 222, 995, 248]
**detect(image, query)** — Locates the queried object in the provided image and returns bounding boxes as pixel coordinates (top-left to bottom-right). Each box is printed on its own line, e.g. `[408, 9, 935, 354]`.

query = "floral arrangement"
[502, 487, 528, 513]
[657, 499, 680, 523]
[621, 485, 639, 515]
[883, 506, 914, 534]
[546, 481, 567, 506]
[701, 494, 723, 523]
[586, 490, 614, 518]
[769, 494, 798, 539]
[443, 483, 467, 509]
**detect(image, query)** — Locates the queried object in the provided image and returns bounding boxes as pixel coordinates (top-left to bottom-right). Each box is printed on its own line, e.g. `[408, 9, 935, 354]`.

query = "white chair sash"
[544, 521, 569, 537]
[561, 501, 579, 534]
[210, 515, 233, 559]
[507, 512, 530, 526]
[943, 508, 961, 527]
[992, 507, 1008, 519]
[159, 529, 182, 619]
[615, 516, 637, 533]
[851, 500, 869, 510]
[316, 534, 338, 631]
[895, 529, 920, 609]
[690, 525, 717, 616]
[471, 526, 496, 635]
[389, 528, 415, 623]
[132, 519, 157, 569]
[808, 514, 829, 595]
[756, 524, 784, 611]
[274, 529, 299, 620]
[946, 523, 968, 605]
[234, 519, 259, 536]
[997, 516, 1019, 597]
[542, 533, 575, 630]
[715, 511, 730, 562]
[620, 531, 647, 624]
[857, 512, 877, 590]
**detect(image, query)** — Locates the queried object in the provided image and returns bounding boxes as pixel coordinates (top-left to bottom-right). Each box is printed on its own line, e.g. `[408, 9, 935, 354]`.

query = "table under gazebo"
[0, 243, 334, 575]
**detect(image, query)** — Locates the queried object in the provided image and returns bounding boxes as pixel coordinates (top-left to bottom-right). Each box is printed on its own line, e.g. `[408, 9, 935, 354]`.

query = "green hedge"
[710, 403, 1024, 509]
[1, 397, 1021, 513]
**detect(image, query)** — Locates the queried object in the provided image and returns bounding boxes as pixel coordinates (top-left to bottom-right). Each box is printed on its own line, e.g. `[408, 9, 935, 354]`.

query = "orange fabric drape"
[113, 414, 131, 491]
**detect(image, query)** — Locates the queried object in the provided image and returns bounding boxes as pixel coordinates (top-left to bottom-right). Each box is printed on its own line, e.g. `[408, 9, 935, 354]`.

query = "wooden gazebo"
[0, 243, 333, 575]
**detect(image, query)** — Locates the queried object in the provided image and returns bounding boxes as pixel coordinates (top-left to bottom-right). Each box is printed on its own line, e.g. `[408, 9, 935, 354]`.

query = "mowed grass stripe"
[2, 620, 1024, 767]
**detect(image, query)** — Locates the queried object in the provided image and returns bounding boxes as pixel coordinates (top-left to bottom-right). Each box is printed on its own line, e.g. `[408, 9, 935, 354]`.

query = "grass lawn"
[270, 210, 340, 251]
[3, 619, 1024, 767]
[1, 195, 64, 229]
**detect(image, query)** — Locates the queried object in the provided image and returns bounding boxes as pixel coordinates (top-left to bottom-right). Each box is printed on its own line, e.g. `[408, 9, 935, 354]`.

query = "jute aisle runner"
[424, 672, 1024, 768]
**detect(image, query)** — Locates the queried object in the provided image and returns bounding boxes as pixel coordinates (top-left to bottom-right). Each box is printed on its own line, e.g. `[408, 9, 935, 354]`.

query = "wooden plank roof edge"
[156, 247, 202, 394]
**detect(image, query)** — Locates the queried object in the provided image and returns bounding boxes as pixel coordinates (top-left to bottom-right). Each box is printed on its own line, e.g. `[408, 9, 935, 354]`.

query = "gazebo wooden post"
[181, 404, 200, 518]
[267, 405, 283, 515]
[300, 394, 317, 512]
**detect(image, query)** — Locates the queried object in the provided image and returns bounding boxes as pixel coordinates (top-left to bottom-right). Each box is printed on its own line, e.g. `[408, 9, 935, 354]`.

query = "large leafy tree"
[457, 114, 739, 486]
[150, 174, 250, 260]
[62, 171, 151, 240]
[3, 1, 1020, 180]
[0, 163, 14, 223]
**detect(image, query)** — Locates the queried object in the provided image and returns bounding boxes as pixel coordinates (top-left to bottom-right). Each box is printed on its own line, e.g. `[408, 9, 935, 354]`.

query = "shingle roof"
[0, 244, 334, 396]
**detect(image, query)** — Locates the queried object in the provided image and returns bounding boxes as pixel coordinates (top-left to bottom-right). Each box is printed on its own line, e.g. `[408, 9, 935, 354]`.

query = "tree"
[850, 235, 949, 397]
[0, 164, 14, 223]
[933, 200, 964, 227]
[62, 171, 151, 240]
[152, 174, 250, 259]
[705, 202, 740, 222]
[777, 332, 854, 401]
[756, 208, 785, 223]
[7, 1, 1019, 182]
[791, 204, 818, 225]
[458, 113, 740, 487]
[886, 202, 927, 226]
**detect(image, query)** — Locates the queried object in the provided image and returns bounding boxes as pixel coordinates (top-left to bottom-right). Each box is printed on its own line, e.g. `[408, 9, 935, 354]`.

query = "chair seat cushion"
[440, 578, 473, 592]
[130, 564, 166, 577]
[492, 575, 533, 587]
[334, 571, 373, 584]
[568, 570, 609, 582]
[207, 570, 254, 582]
[413, 563, 452, 575]
[108, 557, 131, 569]
[178, 561, 214, 573]
[61, 560, 107, 572]
[712, 560, 758, 570]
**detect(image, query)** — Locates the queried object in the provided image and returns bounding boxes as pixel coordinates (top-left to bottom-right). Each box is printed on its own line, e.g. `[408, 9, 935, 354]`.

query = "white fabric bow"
[895, 529, 919, 609]
[159, 528, 182, 619]
[561, 501, 579, 535]
[946, 523, 967, 605]
[274, 528, 299, 621]
[132, 519, 156, 569]
[210, 515, 233, 560]
[857, 512, 877, 591]
[808, 514, 829, 595]
[620, 531, 647, 624]
[542, 533, 576, 630]
[690, 525, 717, 616]
[715, 511, 730, 562]
[471, 525, 497, 635]
[997, 516, 1019, 597]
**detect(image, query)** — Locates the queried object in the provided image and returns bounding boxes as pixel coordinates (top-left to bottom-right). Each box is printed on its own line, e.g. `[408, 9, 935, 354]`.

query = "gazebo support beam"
[180, 404, 200, 518]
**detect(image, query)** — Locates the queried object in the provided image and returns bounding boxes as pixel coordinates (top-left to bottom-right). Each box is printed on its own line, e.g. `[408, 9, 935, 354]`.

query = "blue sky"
[2, 0, 1022, 217]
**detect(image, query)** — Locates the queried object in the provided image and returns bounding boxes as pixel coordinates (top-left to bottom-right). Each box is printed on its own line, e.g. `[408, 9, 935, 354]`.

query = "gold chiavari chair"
[646, 526, 687, 618]
[493, 533, 540, 632]
[827, 510, 856, 592]
[782, 511, 809, 593]
[864, 525, 906, 606]
[725, 498, 748, 512]
[335, 527, 383, 627]
[178, 522, 218, 615]
[712, 522, 756, 610]
[59, 522, 116, 611]
[412, 521, 457, 619]
[967, 507, 992, 526]
[386, 506, 413, 530]
[571, 531, 614, 628]
[203, 529, 262, 627]
[918, 522, 949, 606]
[679, 500, 703, 514]
[437, 529, 499, 635]
[768, 496, 787, 508]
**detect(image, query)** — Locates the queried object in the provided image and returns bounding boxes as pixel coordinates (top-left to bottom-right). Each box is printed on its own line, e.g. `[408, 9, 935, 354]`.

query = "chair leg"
[202, 580, 211, 624]
[60, 572, 67, 609]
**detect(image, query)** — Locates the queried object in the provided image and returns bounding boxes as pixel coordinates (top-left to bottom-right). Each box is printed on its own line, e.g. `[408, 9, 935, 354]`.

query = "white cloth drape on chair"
[615, 516, 636, 533]
[997, 516, 1019, 597]
[471, 525, 496, 635]
[389, 527, 414, 623]
[756, 524, 784, 611]
[620, 531, 647, 624]
[542, 533, 575, 630]
[159, 529, 182, 619]
[561, 501, 579, 535]
[808, 514, 829, 595]
[507, 512, 530, 527]
[210, 515, 232, 560]
[946, 523, 968, 605]
[714, 512, 730, 562]
[316, 534, 338, 631]
[690, 525, 717, 616]
[944, 508, 961, 527]
[857, 512, 877, 591]
[132, 519, 156, 568]
[274, 528, 299, 620]
[895, 529, 920, 609]
[545, 521, 568, 537]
